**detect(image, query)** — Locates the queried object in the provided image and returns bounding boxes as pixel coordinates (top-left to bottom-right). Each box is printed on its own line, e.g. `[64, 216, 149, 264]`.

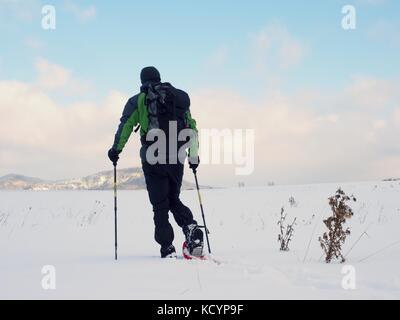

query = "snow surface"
[1, 181, 400, 299]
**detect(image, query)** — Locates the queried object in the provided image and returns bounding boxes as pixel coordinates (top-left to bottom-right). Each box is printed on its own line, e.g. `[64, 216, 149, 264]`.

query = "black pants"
[142, 161, 195, 248]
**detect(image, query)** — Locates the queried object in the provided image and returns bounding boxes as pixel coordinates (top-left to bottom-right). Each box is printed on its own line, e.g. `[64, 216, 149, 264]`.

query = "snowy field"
[0, 181, 399, 300]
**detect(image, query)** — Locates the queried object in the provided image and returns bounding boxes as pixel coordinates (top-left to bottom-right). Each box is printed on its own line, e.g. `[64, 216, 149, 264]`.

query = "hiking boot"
[161, 245, 177, 258]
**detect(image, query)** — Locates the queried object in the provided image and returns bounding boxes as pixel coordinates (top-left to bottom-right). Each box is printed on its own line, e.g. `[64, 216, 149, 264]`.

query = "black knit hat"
[140, 66, 161, 84]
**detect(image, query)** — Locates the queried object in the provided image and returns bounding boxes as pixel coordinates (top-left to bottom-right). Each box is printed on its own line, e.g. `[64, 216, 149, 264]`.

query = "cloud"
[206, 45, 229, 68]
[250, 24, 307, 71]
[356, 0, 387, 5]
[0, 0, 40, 22]
[35, 58, 92, 95]
[64, 0, 96, 22]
[24, 37, 43, 50]
[36, 58, 71, 90]
[0, 80, 131, 179]
[345, 75, 400, 112]
[190, 75, 400, 184]
[367, 20, 400, 47]
[0, 59, 399, 185]
[394, 107, 400, 125]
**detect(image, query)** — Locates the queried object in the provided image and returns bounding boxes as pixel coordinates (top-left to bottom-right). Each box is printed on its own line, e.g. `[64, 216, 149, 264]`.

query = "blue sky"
[1, 0, 399, 99]
[0, 0, 399, 185]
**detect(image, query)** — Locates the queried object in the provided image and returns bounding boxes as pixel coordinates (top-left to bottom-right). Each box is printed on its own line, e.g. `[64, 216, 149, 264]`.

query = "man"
[108, 66, 203, 259]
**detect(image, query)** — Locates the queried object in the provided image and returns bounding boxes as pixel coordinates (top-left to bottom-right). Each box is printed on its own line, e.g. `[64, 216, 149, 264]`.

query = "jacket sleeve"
[112, 95, 139, 152]
[185, 109, 199, 159]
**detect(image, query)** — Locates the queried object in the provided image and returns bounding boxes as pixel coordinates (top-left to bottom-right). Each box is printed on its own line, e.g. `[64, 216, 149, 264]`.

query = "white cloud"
[367, 20, 400, 47]
[36, 58, 71, 90]
[345, 75, 400, 112]
[64, 0, 96, 22]
[206, 45, 229, 68]
[394, 108, 400, 125]
[356, 0, 386, 5]
[0, 0, 40, 21]
[35, 58, 92, 95]
[0, 80, 132, 179]
[250, 24, 307, 71]
[24, 37, 43, 50]
[373, 120, 386, 130]
[0, 58, 399, 184]
[190, 76, 400, 184]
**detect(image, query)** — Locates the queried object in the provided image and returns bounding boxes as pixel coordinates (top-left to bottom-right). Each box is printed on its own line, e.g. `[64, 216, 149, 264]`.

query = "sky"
[0, 0, 399, 186]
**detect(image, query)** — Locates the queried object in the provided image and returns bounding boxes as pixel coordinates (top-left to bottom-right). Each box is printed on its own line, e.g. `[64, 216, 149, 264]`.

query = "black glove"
[189, 156, 200, 172]
[108, 148, 121, 166]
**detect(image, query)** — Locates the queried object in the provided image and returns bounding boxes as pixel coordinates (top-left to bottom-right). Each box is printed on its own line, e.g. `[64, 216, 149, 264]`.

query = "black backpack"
[143, 83, 189, 154]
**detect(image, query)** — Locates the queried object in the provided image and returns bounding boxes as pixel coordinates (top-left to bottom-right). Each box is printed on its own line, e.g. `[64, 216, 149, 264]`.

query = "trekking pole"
[193, 169, 211, 254]
[113, 164, 118, 260]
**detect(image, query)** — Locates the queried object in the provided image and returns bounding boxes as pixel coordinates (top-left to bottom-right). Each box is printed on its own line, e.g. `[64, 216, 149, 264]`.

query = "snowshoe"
[182, 241, 206, 260]
[183, 224, 204, 260]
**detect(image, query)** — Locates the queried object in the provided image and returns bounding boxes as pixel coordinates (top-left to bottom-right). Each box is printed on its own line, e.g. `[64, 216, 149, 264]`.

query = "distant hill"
[0, 174, 46, 190]
[0, 168, 200, 191]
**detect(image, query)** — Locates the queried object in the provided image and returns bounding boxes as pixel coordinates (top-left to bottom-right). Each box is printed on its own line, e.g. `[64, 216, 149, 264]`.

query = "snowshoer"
[108, 66, 203, 259]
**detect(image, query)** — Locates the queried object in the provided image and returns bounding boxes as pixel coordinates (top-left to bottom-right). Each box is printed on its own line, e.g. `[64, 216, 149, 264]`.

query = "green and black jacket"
[112, 83, 199, 161]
